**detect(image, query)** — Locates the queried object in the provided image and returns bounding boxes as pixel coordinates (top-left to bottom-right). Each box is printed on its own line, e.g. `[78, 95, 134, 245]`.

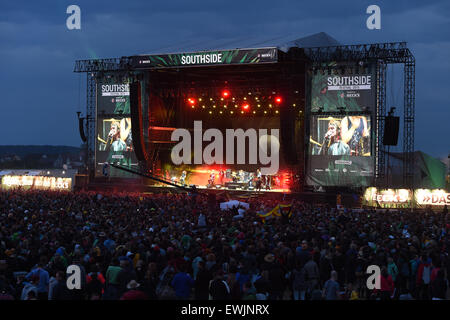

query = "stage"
[74, 34, 415, 193]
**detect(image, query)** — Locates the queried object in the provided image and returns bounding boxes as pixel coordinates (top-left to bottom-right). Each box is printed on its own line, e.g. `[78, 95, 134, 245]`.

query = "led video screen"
[95, 79, 138, 177]
[307, 115, 374, 186]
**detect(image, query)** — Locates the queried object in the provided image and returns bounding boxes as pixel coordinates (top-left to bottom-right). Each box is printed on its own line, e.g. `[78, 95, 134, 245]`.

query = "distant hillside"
[0, 145, 81, 157]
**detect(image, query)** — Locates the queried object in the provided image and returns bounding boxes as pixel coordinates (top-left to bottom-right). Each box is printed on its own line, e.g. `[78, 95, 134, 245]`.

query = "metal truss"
[74, 58, 128, 73]
[86, 73, 96, 177]
[404, 59, 415, 188]
[376, 61, 387, 185]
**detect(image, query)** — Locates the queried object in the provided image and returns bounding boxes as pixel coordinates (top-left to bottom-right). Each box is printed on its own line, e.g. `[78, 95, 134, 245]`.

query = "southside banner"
[310, 62, 376, 113]
[130, 48, 278, 69]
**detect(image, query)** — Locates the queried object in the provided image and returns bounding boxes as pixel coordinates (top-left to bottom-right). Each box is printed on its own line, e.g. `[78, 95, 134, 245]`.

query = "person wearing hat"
[264, 253, 275, 264]
[119, 280, 149, 300]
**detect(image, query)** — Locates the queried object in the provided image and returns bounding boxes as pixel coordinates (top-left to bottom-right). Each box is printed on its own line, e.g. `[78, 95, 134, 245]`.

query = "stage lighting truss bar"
[74, 57, 130, 73]
[302, 42, 411, 63]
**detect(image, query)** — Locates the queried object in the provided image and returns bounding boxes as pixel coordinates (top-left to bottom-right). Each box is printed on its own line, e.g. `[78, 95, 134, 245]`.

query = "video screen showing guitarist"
[340, 116, 370, 156]
[97, 118, 133, 166]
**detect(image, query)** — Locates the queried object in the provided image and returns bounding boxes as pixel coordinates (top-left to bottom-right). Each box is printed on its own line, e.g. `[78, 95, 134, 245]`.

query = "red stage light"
[275, 97, 282, 104]
[187, 98, 196, 105]
[222, 90, 230, 98]
[242, 103, 250, 111]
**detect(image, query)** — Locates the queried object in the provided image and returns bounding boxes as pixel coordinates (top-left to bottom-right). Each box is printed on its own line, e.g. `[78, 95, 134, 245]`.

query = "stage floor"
[149, 183, 291, 193]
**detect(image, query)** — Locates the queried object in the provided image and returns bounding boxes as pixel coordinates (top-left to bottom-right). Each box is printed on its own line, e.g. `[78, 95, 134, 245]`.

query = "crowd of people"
[0, 189, 449, 300]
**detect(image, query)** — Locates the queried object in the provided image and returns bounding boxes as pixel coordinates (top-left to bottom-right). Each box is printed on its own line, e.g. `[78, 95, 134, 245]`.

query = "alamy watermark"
[170, 121, 280, 175]
[366, 265, 381, 290]
[66, 264, 81, 289]
[366, 5, 381, 30]
[66, 5, 81, 30]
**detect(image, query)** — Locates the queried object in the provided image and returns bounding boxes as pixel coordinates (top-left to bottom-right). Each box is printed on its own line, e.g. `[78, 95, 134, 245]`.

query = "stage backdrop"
[306, 62, 376, 187]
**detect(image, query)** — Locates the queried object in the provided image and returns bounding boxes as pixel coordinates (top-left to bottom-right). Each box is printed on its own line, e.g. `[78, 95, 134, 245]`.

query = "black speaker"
[383, 116, 400, 146]
[78, 117, 87, 142]
[280, 105, 298, 164]
[130, 81, 147, 161]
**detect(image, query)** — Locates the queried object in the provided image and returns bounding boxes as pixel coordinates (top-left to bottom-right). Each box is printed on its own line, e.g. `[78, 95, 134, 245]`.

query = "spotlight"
[222, 90, 230, 98]
[187, 98, 196, 105]
[275, 97, 282, 104]
[242, 103, 250, 111]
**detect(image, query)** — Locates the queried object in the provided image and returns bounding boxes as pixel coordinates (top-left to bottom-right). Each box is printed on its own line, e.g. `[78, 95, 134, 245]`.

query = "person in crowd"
[292, 261, 307, 300]
[120, 280, 149, 300]
[322, 270, 340, 300]
[171, 264, 194, 300]
[431, 269, 447, 300]
[194, 261, 212, 300]
[304, 254, 320, 297]
[379, 267, 395, 300]
[25, 258, 49, 300]
[416, 255, 432, 300]
[209, 270, 230, 300]
[49, 271, 71, 300]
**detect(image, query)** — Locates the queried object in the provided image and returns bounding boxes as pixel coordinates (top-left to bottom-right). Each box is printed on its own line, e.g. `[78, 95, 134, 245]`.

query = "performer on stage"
[165, 169, 170, 181]
[180, 170, 187, 186]
[208, 170, 216, 187]
[239, 170, 245, 182]
[248, 172, 255, 189]
[219, 169, 225, 185]
[255, 169, 262, 191]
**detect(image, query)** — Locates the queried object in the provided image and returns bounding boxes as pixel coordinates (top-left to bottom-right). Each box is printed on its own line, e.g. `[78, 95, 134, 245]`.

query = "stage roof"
[138, 32, 340, 56]
[128, 32, 341, 69]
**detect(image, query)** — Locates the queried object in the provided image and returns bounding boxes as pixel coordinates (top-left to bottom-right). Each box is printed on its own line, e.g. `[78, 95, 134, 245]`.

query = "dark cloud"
[0, 0, 449, 158]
